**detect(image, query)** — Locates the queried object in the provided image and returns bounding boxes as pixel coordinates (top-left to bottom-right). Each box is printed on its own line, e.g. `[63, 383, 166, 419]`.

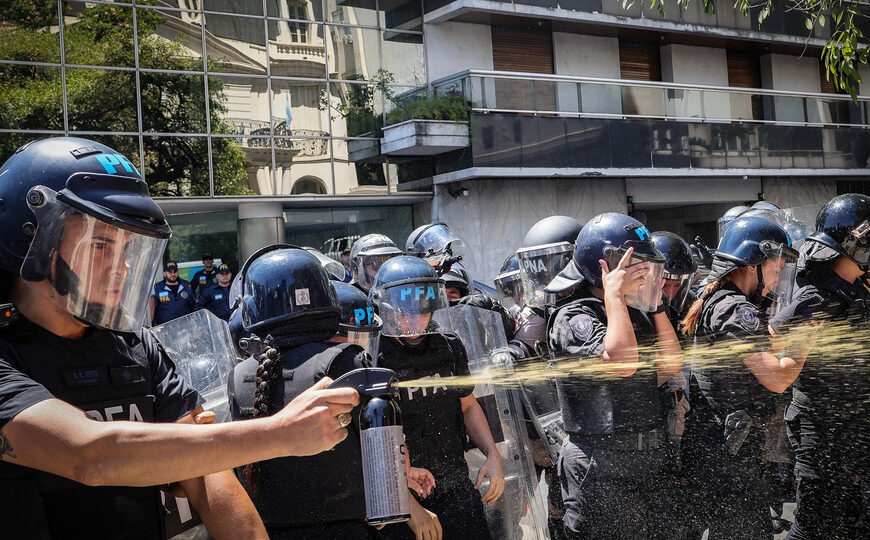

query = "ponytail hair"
[245, 336, 281, 491]
[680, 279, 727, 337]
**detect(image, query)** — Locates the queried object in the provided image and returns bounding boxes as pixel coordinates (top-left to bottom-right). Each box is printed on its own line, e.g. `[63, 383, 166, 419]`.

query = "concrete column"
[237, 202, 286, 262]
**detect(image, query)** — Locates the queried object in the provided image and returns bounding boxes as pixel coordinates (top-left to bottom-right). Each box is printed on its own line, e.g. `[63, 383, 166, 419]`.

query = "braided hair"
[244, 336, 282, 490]
[680, 279, 728, 337]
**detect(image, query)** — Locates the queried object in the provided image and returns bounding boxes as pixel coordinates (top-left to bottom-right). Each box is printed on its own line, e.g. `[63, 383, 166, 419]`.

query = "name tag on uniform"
[199, 276, 206, 284]
[63, 367, 109, 387]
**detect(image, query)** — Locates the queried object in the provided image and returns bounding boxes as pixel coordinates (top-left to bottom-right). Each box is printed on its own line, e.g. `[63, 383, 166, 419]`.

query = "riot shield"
[150, 309, 237, 423]
[432, 305, 549, 540]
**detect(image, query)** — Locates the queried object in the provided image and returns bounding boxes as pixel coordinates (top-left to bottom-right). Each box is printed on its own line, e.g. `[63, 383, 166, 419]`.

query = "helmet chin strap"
[52, 254, 80, 299]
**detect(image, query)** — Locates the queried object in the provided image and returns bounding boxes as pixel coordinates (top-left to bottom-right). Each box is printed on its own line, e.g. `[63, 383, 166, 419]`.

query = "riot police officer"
[405, 222, 465, 259]
[197, 263, 232, 321]
[227, 245, 376, 539]
[332, 281, 382, 359]
[544, 212, 683, 539]
[680, 216, 808, 539]
[0, 137, 360, 539]
[372, 256, 504, 540]
[442, 262, 472, 304]
[769, 194, 870, 539]
[151, 260, 196, 326]
[349, 234, 403, 294]
[191, 251, 217, 297]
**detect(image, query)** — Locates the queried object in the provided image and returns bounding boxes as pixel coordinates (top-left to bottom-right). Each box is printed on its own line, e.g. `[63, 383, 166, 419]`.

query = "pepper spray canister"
[329, 368, 410, 525]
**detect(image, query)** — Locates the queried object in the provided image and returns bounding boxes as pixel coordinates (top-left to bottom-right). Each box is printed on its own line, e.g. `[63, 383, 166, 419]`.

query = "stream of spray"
[394, 316, 865, 390]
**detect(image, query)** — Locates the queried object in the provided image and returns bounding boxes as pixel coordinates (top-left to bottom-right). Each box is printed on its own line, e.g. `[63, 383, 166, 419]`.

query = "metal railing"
[229, 119, 329, 155]
[428, 70, 870, 129]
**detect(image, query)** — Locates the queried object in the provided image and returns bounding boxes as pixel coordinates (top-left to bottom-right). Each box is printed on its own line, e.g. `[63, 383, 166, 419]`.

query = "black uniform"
[681, 283, 775, 539]
[228, 340, 372, 540]
[376, 333, 492, 540]
[770, 264, 870, 539]
[197, 284, 231, 321]
[0, 317, 203, 539]
[548, 293, 671, 539]
[190, 267, 217, 297]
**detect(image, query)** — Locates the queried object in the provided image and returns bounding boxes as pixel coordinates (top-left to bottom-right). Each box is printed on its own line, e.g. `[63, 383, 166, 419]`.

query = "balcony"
[230, 119, 329, 164]
[393, 70, 870, 186]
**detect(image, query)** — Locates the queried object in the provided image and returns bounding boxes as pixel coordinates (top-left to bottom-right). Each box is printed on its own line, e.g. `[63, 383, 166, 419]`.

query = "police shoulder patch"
[568, 313, 594, 342]
[735, 304, 760, 332]
[180, 291, 188, 299]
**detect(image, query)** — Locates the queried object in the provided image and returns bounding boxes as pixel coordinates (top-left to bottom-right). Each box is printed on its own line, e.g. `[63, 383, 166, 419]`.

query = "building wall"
[424, 22, 493, 81]
[661, 44, 729, 119]
[553, 33, 621, 113]
[435, 178, 627, 282]
[761, 53, 822, 122]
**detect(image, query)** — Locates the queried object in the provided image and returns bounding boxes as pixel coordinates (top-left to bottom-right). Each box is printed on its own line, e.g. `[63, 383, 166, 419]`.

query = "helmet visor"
[603, 250, 666, 312]
[339, 328, 381, 359]
[493, 270, 523, 310]
[22, 186, 168, 332]
[840, 219, 870, 267]
[517, 242, 573, 308]
[411, 224, 465, 257]
[718, 216, 735, 242]
[662, 272, 693, 314]
[304, 247, 346, 281]
[373, 280, 449, 337]
[357, 253, 399, 291]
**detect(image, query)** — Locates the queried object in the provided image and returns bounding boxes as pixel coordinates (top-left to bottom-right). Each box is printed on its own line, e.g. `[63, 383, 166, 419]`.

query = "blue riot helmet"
[783, 219, 810, 248]
[547, 212, 666, 312]
[802, 194, 870, 269]
[369, 256, 449, 337]
[717, 205, 750, 241]
[443, 262, 472, 304]
[228, 306, 261, 359]
[651, 232, 698, 313]
[333, 281, 383, 358]
[517, 215, 584, 309]
[751, 201, 782, 212]
[521, 215, 583, 249]
[238, 244, 340, 340]
[709, 216, 798, 305]
[493, 252, 523, 312]
[0, 137, 171, 332]
[349, 233, 403, 293]
[405, 222, 465, 258]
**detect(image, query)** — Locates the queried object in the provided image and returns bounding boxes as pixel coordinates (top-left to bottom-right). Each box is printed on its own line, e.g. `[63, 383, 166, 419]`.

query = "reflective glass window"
[208, 74, 271, 136]
[140, 72, 206, 133]
[326, 81, 384, 137]
[268, 23, 328, 78]
[66, 68, 138, 132]
[137, 8, 204, 72]
[0, 65, 64, 131]
[63, 2, 135, 68]
[381, 31, 425, 86]
[379, 0, 422, 32]
[271, 81, 330, 135]
[326, 0, 377, 25]
[332, 138, 389, 194]
[143, 136, 212, 196]
[267, 0, 325, 22]
[326, 25, 379, 82]
[204, 12, 268, 75]
[0, 1, 61, 63]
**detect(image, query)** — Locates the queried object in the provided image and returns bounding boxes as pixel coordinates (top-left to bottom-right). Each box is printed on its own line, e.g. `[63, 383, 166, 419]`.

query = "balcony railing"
[427, 70, 870, 129]
[230, 119, 329, 156]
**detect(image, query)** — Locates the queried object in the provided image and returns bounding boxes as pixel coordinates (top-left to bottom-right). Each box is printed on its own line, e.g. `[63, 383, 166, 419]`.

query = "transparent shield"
[343, 328, 380, 360]
[604, 252, 666, 312]
[304, 247, 346, 280]
[663, 272, 693, 314]
[150, 310, 237, 423]
[517, 242, 573, 309]
[357, 253, 400, 291]
[22, 186, 167, 332]
[374, 281, 449, 337]
[431, 305, 549, 540]
[493, 270, 523, 311]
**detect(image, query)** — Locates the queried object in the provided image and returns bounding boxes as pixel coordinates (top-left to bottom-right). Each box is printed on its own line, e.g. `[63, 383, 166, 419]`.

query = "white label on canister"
[361, 425, 410, 521]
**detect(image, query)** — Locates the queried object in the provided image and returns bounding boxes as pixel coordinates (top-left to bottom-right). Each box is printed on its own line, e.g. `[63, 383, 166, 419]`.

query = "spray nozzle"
[328, 367, 399, 397]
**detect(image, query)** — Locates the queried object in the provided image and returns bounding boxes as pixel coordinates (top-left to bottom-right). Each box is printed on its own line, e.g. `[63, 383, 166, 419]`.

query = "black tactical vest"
[0, 323, 164, 540]
[229, 341, 368, 529]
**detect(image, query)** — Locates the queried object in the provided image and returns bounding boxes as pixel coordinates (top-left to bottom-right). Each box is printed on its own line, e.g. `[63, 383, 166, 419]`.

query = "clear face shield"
[516, 243, 573, 309]
[412, 224, 465, 258]
[357, 252, 399, 291]
[304, 247, 346, 280]
[493, 270, 524, 311]
[662, 271, 693, 313]
[22, 186, 168, 332]
[718, 216, 736, 242]
[340, 328, 381, 359]
[603, 246, 666, 312]
[372, 280, 449, 337]
[760, 241, 800, 316]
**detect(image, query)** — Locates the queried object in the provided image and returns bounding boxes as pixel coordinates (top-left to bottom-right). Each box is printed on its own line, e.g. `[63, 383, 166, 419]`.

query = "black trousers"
[558, 438, 673, 540]
[786, 475, 865, 540]
[377, 477, 491, 540]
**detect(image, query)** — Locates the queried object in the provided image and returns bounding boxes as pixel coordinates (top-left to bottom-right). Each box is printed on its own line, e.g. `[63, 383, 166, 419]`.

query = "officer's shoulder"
[552, 296, 602, 321]
[708, 290, 760, 332]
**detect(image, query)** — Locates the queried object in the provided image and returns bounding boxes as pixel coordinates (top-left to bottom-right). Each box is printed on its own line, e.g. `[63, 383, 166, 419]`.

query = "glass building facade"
[0, 0, 427, 197]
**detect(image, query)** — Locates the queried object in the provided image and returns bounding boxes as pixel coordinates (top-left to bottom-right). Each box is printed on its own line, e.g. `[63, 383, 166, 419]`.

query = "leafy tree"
[0, 0, 253, 195]
[628, 0, 870, 99]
